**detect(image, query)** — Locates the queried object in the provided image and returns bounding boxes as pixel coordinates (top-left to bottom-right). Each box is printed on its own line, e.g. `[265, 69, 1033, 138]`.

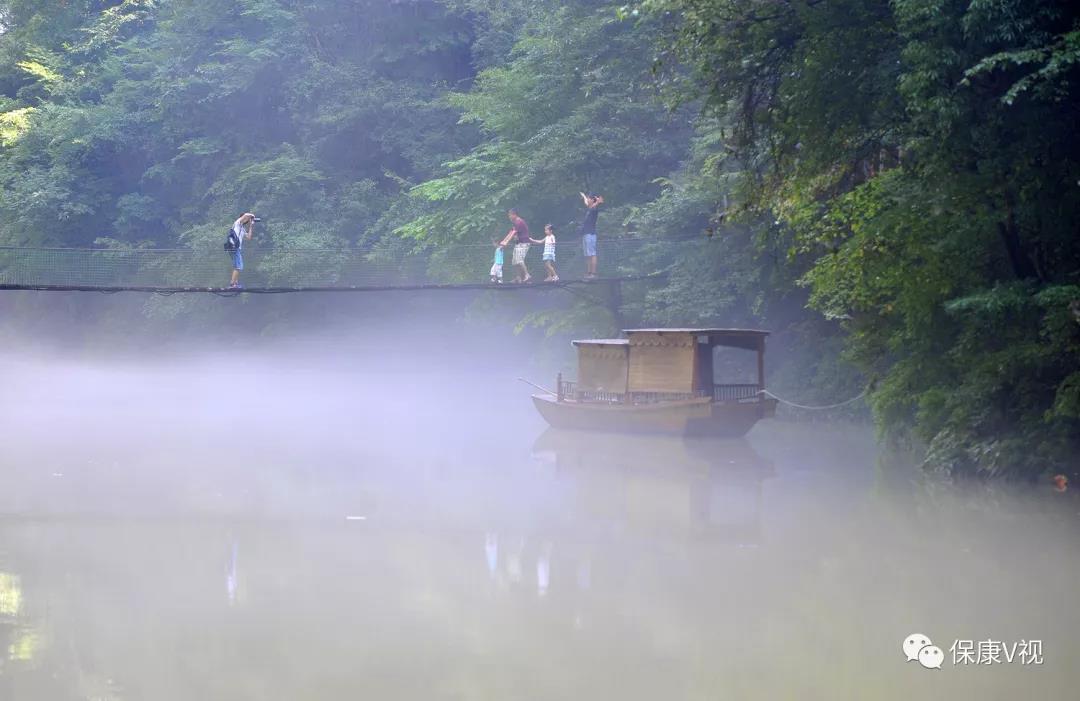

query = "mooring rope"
[760, 386, 869, 411]
[517, 377, 556, 395]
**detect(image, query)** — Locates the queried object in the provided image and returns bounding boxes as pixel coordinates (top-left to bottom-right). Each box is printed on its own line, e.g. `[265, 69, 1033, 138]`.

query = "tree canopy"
[1, 0, 1077, 477]
[640, 0, 1080, 476]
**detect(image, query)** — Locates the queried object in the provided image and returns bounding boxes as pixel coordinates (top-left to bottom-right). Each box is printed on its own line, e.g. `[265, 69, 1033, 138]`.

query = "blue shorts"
[231, 250, 244, 271]
[543, 253, 555, 262]
[582, 233, 597, 257]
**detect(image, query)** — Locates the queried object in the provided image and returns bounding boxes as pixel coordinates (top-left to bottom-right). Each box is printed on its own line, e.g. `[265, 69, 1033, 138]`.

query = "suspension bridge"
[0, 236, 696, 295]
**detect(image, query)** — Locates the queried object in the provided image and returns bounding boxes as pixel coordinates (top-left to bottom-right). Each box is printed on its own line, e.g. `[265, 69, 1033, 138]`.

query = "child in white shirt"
[540, 224, 558, 282]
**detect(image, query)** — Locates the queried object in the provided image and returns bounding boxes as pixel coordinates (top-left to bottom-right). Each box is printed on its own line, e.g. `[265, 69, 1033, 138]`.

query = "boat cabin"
[559, 328, 769, 404]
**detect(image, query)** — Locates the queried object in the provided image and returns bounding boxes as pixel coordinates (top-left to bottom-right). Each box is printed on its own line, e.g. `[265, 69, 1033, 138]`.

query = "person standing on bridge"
[579, 192, 603, 279]
[539, 224, 558, 282]
[500, 209, 533, 283]
[490, 236, 505, 284]
[227, 212, 255, 289]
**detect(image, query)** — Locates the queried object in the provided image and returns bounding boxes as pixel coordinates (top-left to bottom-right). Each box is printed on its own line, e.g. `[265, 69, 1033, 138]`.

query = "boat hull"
[531, 394, 776, 437]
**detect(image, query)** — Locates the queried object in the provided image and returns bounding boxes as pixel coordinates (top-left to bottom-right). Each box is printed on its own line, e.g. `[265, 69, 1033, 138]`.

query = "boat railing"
[560, 379, 753, 404]
[629, 390, 711, 404]
[559, 380, 624, 403]
[712, 384, 762, 402]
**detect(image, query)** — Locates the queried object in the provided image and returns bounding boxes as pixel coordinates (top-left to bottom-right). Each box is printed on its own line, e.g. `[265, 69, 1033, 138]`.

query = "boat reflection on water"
[482, 431, 775, 604]
[531, 429, 774, 547]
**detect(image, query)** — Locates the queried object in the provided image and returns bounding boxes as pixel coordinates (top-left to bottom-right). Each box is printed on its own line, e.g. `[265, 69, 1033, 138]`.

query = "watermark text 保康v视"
[949, 639, 1043, 666]
[904, 634, 1044, 670]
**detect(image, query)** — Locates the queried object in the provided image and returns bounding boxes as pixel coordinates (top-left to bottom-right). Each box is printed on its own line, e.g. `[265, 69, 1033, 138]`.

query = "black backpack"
[224, 228, 240, 251]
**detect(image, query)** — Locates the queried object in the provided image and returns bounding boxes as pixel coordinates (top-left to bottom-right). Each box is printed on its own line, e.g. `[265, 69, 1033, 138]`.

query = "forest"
[0, 0, 1077, 479]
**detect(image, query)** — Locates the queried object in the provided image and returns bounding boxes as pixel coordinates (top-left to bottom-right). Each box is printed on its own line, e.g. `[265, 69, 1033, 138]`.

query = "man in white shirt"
[229, 212, 255, 289]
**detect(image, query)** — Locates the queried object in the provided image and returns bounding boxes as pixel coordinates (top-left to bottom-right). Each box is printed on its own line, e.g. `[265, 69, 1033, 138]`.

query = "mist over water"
[1, 326, 1079, 700]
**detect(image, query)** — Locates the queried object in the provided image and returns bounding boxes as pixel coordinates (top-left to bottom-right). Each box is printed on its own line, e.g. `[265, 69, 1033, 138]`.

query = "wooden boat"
[531, 328, 778, 437]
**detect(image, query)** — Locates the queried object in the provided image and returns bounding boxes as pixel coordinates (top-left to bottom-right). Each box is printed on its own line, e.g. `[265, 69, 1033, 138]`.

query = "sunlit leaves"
[0, 105, 33, 145]
[72, 0, 157, 58]
[16, 59, 61, 85]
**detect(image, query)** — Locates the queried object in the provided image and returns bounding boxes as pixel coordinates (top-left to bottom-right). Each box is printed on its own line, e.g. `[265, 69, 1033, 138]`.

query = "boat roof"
[571, 329, 771, 351]
[622, 328, 770, 337]
[622, 328, 769, 351]
[572, 338, 629, 347]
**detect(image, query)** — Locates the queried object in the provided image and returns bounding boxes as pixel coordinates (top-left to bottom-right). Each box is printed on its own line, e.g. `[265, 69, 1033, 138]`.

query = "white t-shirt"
[232, 218, 247, 250]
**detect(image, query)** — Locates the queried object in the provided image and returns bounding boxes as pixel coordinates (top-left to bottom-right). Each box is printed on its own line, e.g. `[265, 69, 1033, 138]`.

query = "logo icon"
[903, 633, 944, 670]
[919, 645, 944, 669]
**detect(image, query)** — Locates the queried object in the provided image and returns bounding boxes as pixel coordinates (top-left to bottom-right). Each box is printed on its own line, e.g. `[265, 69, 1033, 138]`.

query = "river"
[1, 355, 1077, 699]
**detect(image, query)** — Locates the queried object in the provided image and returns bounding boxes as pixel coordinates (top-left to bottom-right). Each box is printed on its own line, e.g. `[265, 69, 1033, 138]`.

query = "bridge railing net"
[0, 237, 673, 288]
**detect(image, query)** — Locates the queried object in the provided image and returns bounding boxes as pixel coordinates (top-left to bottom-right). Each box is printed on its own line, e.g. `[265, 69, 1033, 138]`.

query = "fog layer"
[1, 332, 1078, 699]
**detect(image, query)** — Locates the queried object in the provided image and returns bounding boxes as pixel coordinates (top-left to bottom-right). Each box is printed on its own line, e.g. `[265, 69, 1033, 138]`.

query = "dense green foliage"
[0, 0, 473, 250]
[1, 0, 1077, 477]
[640, 0, 1080, 476]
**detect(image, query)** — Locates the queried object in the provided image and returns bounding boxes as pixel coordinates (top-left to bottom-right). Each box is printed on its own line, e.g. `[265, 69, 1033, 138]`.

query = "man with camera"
[226, 212, 258, 289]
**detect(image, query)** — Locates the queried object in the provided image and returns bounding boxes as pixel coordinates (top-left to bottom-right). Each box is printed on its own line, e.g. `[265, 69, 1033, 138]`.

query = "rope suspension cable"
[0, 275, 663, 295]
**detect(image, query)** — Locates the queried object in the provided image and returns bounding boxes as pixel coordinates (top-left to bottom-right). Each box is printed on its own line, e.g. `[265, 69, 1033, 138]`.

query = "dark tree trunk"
[997, 191, 1039, 281]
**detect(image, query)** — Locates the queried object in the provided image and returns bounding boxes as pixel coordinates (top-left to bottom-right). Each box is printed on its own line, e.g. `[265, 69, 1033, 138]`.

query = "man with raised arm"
[579, 193, 603, 279]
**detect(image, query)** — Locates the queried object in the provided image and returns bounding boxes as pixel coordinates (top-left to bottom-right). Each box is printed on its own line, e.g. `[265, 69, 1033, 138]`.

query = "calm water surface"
[1, 359, 1078, 700]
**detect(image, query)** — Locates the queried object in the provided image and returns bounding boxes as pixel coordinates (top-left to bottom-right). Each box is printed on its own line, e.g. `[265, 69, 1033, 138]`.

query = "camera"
[252, 217, 263, 223]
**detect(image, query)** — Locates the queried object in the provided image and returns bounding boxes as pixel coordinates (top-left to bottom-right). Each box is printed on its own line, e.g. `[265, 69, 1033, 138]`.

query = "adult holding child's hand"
[501, 208, 533, 283]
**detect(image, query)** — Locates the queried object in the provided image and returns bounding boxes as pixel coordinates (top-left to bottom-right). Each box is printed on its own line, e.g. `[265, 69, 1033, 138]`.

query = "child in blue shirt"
[490, 237, 505, 283]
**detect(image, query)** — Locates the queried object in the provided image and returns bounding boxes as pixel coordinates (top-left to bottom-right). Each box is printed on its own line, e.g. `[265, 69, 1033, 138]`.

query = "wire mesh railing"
[0, 235, 694, 289]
